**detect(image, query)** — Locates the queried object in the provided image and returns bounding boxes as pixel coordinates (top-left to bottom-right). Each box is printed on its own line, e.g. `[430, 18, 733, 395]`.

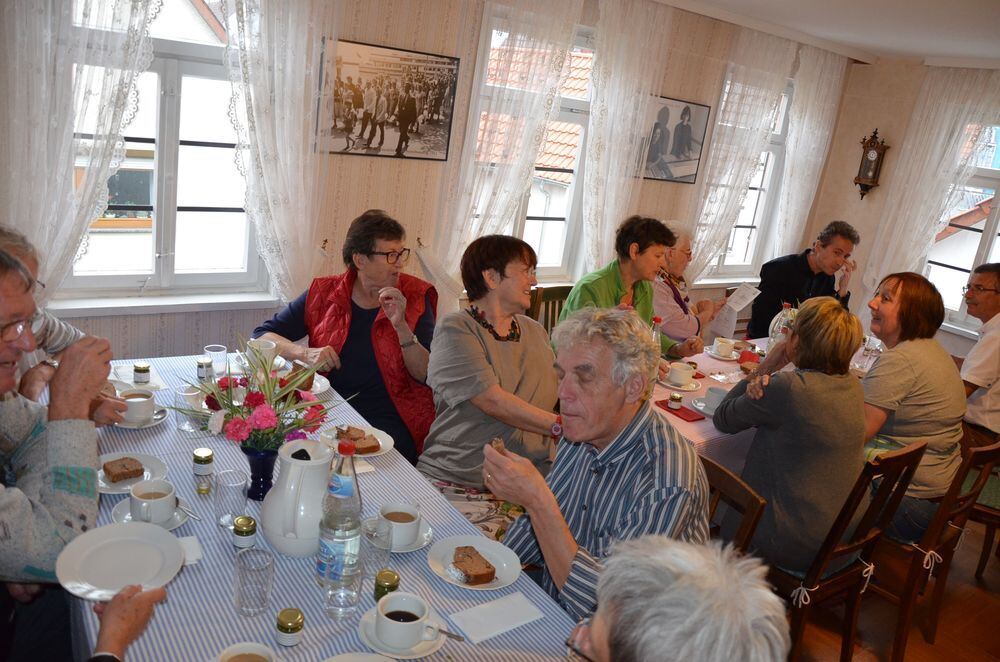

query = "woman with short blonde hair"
[712, 297, 866, 573]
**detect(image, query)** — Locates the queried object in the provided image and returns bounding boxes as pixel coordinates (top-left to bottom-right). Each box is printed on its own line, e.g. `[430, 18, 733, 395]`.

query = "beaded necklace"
[466, 305, 520, 342]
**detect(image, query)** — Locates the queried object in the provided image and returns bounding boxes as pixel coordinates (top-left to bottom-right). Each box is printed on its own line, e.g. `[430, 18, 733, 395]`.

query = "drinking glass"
[323, 554, 362, 620]
[204, 344, 228, 376]
[361, 516, 393, 580]
[174, 385, 203, 433]
[234, 548, 274, 616]
[214, 469, 247, 529]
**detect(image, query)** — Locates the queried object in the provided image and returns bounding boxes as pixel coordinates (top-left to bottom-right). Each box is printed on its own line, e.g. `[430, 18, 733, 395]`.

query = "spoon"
[175, 498, 201, 521]
[438, 628, 465, 642]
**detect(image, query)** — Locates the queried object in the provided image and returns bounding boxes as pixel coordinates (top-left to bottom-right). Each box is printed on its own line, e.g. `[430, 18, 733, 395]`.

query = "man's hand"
[48, 337, 113, 421]
[838, 259, 857, 296]
[18, 361, 56, 401]
[93, 585, 166, 660]
[378, 287, 409, 328]
[6, 582, 43, 604]
[90, 395, 127, 427]
[299, 346, 341, 371]
[657, 358, 670, 381]
[673, 336, 704, 358]
[482, 444, 549, 511]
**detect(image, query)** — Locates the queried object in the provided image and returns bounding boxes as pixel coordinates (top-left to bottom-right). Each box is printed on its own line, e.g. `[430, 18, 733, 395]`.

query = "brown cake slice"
[355, 433, 381, 455]
[102, 457, 144, 483]
[452, 545, 496, 585]
[337, 425, 366, 441]
[290, 359, 315, 391]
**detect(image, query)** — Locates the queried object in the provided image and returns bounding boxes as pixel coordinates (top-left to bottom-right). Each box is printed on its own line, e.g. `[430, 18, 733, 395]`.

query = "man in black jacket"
[746, 220, 860, 339]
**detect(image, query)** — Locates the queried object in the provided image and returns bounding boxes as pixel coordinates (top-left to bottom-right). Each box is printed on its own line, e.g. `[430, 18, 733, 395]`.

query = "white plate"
[56, 522, 184, 601]
[393, 519, 433, 553]
[97, 452, 168, 494]
[704, 347, 738, 361]
[312, 373, 331, 395]
[324, 426, 395, 458]
[427, 535, 521, 591]
[692, 398, 718, 416]
[113, 407, 168, 430]
[229, 355, 287, 374]
[659, 379, 701, 392]
[358, 606, 446, 659]
[111, 497, 191, 532]
[325, 654, 393, 662]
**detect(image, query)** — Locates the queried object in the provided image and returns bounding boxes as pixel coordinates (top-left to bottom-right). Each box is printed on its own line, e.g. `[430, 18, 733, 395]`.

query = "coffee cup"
[666, 361, 695, 386]
[704, 386, 727, 412]
[247, 338, 278, 364]
[218, 642, 276, 662]
[129, 479, 176, 524]
[121, 389, 155, 425]
[379, 502, 421, 549]
[375, 592, 440, 651]
[712, 338, 735, 358]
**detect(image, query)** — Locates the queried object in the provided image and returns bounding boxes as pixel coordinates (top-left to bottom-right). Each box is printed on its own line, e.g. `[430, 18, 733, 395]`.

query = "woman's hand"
[378, 287, 408, 328]
[745, 373, 770, 400]
[301, 346, 341, 371]
[673, 336, 704, 358]
[759, 338, 791, 374]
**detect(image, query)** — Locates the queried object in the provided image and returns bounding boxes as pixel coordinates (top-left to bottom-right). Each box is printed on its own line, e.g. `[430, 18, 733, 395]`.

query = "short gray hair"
[0, 226, 38, 265]
[816, 220, 859, 247]
[598, 537, 790, 662]
[551, 307, 658, 387]
[0, 248, 34, 291]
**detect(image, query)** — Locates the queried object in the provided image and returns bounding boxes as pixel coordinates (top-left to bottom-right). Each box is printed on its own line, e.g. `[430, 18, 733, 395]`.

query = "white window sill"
[939, 321, 981, 341]
[691, 275, 760, 291]
[48, 292, 281, 319]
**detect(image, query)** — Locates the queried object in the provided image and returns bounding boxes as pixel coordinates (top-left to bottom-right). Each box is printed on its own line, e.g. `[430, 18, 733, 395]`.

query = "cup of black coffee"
[374, 592, 439, 650]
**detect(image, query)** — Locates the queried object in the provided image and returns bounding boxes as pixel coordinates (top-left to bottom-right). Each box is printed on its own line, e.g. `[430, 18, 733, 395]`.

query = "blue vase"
[242, 447, 278, 501]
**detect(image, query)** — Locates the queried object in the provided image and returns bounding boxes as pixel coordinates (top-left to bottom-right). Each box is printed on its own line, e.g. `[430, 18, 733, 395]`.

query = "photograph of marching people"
[318, 39, 460, 160]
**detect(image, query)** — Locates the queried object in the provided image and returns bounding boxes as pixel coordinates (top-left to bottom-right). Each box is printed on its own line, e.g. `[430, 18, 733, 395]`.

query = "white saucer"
[358, 606, 446, 659]
[324, 425, 395, 458]
[97, 452, 168, 494]
[427, 535, 521, 590]
[393, 520, 433, 553]
[111, 497, 191, 531]
[692, 398, 719, 416]
[660, 379, 701, 392]
[114, 407, 168, 430]
[705, 348, 738, 361]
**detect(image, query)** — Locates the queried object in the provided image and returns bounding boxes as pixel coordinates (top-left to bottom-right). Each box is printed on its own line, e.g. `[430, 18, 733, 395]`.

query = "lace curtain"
[686, 28, 797, 282]
[223, 0, 343, 301]
[427, 0, 582, 304]
[580, 0, 673, 273]
[0, 0, 160, 300]
[859, 66, 1000, 324]
[772, 45, 848, 256]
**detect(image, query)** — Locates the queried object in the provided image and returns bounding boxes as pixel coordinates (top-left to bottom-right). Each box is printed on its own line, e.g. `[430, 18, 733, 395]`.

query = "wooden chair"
[527, 286, 543, 322]
[971, 497, 1000, 579]
[531, 285, 573, 336]
[700, 455, 765, 553]
[868, 439, 1000, 662]
[768, 442, 927, 662]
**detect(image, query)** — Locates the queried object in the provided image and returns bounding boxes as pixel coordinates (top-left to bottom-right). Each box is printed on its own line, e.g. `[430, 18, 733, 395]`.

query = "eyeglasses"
[565, 617, 598, 662]
[963, 284, 999, 295]
[369, 248, 411, 264]
[1, 311, 40, 343]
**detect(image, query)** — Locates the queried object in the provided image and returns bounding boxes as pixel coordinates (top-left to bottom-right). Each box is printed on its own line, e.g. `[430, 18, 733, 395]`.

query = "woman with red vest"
[252, 210, 437, 465]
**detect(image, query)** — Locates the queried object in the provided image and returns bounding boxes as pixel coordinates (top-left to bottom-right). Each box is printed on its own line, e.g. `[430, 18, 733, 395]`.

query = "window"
[925, 125, 1000, 321]
[64, 2, 266, 297]
[708, 86, 792, 277]
[476, 27, 594, 280]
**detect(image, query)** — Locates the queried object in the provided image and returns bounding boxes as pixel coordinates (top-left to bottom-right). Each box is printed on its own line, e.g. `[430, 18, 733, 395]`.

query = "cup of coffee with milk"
[380, 502, 421, 550]
[712, 337, 735, 358]
[120, 388, 155, 425]
[666, 362, 695, 387]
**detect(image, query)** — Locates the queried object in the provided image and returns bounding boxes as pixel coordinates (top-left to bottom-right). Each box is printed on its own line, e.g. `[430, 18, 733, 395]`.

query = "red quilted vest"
[304, 270, 437, 453]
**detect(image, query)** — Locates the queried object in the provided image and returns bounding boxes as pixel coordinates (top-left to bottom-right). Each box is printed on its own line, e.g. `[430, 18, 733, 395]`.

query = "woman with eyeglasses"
[651, 223, 726, 340]
[253, 209, 436, 465]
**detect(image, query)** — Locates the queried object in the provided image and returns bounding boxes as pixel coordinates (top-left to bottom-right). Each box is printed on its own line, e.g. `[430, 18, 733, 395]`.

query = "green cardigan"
[559, 259, 678, 355]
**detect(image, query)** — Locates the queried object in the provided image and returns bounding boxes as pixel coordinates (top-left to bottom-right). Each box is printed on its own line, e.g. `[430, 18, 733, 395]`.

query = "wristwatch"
[400, 335, 418, 349]
[550, 415, 563, 439]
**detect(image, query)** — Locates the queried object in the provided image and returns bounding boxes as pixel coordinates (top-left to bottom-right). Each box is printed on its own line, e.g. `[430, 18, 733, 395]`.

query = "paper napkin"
[448, 592, 544, 644]
[110, 365, 167, 391]
[355, 459, 375, 474]
[178, 536, 202, 565]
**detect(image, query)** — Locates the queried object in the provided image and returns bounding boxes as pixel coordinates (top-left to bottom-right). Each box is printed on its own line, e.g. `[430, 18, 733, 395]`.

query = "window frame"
[59, 37, 268, 298]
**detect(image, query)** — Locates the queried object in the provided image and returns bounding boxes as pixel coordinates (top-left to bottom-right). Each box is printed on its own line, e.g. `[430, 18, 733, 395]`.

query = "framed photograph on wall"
[316, 39, 460, 161]
[642, 96, 711, 184]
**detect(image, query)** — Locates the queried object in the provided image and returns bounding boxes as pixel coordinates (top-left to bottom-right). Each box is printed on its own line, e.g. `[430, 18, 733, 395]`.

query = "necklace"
[466, 305, 520, 342]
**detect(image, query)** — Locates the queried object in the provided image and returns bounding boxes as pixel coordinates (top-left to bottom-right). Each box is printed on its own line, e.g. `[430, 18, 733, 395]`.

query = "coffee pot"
[260, 439, 333, 557]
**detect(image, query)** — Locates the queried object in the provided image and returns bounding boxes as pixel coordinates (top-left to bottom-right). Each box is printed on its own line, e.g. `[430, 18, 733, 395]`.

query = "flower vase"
[242, 447, 278, 501]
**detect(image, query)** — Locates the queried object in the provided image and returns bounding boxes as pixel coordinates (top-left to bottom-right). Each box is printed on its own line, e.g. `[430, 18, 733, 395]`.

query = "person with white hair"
[483, 308, 709, 620]
[652, 224, 726, 340]
[565, 536, 790, 662]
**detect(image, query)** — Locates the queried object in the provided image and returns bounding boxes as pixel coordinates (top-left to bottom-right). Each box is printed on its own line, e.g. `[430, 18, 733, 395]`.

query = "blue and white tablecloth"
[71, 355, 574, 661]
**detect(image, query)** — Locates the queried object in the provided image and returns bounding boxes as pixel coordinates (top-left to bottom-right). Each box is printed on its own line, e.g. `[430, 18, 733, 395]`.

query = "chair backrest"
[537, 285, 573, 336]
[527, 286, 543, 322]
[700, 455, 766, 553]
[919, 439, 1000, 553]
[801, 442, 927, 587]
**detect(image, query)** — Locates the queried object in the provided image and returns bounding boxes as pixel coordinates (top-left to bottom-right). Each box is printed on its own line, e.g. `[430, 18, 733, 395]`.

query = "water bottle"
[651, 316, 663, 356]
[316, 440, 362, 618]
[769, 302, 793, 348]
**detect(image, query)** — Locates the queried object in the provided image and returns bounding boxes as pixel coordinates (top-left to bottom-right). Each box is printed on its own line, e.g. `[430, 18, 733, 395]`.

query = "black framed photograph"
[316, 39, 460, 161]
[642, 96, 711, 184]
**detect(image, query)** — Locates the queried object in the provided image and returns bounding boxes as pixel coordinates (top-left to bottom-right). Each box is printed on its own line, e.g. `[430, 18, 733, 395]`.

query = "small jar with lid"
[374, 568, 400, 602]
[133, 361, 151, 384]
[275, 608, 304, 647]
[196, 356, 214, 381]
[192, 448, 214, 495]
[232, 515, 257, 549]
[668, 393, 683, 410]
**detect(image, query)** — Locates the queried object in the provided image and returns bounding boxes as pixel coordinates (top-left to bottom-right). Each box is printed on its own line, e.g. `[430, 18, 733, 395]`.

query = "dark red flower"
[243, 390, 266, 408]
[205, 394, 221, 411]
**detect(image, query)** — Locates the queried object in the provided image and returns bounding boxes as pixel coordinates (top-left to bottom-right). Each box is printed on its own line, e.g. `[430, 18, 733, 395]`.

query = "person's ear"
[623, 372, 646, 404]
[482, 268, 501, 291]
[628, 242, 640, 261]
[352, 252, 367, 271]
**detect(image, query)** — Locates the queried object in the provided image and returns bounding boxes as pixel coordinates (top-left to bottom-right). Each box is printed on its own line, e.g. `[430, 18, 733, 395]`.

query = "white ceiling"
[668, 0, 1000, 62]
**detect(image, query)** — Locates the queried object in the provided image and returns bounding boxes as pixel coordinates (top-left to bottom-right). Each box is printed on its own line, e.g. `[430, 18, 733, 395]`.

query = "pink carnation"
[296, 390, 317, 403]
[285, 430, 307, 441]
[303, 403, 326, 432]
[248, 404, 278, 430]
[243, 390, 266, 408]
[224, 417, 252, 443]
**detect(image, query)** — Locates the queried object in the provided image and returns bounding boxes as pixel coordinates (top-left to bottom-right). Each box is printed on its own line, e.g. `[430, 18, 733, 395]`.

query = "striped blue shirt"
[504, 401, 710, 620]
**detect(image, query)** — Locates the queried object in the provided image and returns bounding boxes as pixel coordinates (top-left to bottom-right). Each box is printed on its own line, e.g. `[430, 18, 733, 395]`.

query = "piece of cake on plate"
[446, 545, 496, 585]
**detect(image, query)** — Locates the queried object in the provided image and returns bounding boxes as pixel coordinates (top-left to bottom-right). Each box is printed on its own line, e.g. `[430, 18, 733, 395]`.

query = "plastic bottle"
[651, 316, 663, 355]
[769, 302, 793, 348]
[316, 440, 362, 618]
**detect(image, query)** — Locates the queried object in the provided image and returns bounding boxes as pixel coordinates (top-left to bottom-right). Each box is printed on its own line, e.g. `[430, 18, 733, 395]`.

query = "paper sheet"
[709, 283, 760, 339]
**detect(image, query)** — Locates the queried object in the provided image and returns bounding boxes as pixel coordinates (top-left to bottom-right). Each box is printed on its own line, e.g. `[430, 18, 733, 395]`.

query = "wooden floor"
[798, 521, 1000, 661]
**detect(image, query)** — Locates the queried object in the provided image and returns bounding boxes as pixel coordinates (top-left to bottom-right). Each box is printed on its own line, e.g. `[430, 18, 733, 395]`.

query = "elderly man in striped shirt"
[483, 307, 709, 620]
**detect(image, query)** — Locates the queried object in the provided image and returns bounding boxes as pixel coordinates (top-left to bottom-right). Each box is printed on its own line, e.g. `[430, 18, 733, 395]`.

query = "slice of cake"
[355, 433, 381, 454]
[102, 457, 144, 483]
[337, 425, 366, 442]
[290, 359, 315, 391]
[449, 545, 496, 585]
